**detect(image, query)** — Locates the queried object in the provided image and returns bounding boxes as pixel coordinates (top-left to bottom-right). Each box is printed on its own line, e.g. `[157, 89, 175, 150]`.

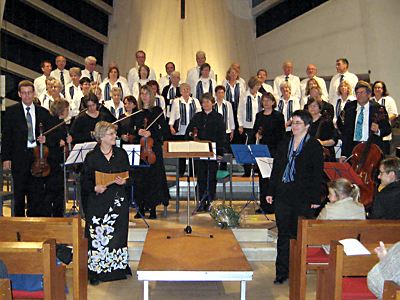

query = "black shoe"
[149, 209, 157, 219]
[255, 208, 264, 214]
[89, 278, 101, 286]
[255, 208, 275, 214]
[273, 276, 288, 285]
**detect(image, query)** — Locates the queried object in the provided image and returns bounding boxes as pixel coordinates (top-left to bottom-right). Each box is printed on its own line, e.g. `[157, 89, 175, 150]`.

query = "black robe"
[81, 145, 132, 282]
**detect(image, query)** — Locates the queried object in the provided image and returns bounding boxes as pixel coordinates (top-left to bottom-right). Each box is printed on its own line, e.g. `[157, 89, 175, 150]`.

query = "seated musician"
[317, 178, 365, 220]
[306, 97, 338, 161]
[337, 80, 391, 162]
[185, 93, 227, 212]
[370, 157, 400, 220]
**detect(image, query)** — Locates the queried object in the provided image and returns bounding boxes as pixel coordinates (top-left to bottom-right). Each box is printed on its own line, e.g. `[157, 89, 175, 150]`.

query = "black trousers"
[171, 135, 193, 176]
[258, 177, 274, 213]
[194, 159, 218, 203]
[12, 149, 47, 217]
[44, 164, 65, 217]
[274, 183, 312, 278]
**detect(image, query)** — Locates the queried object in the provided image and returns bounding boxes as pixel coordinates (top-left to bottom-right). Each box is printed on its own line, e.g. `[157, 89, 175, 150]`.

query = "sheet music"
[168, 141, 210, 153]
[255, 157, 274, 178]
[65, 142, 97, 165]
[199, 142, 216, 160]
[122, 144, 141, 166]
[339, 238, 371, 256]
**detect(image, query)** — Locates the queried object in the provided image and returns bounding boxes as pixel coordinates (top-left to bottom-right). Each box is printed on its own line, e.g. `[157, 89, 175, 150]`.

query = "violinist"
[338, 81, 391, 162]
[253, 92, 285, 213]
[131, 85, 169, 219]
[2, 80, 50, 216]
[185, 93, 227, 211]
[117, 95, 139, 145]
[307, 97, 338, 161]
[44, 99, 72, 216]
[303, 80, 334, 120]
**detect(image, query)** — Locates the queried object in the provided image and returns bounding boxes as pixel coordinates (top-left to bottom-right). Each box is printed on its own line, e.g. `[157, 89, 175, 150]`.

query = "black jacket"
[370, 181, 400, 220]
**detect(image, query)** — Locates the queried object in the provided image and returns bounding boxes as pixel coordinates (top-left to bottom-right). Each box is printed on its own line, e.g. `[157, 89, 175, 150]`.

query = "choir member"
[303, 80, 334, 120]
[253, 92, 285, 213]
[81, 121, 132, 285]
[159, 61, 176, 91]
[147, 80, 166, 115]
[50, 55, 71, 95]
[195, 63, 217, 100]
[65, 67, 83, 119]
[186, 50, 215, 94]
[132, 85, 169, 219]
[34, 60, 52, 97]
[273, 61, 301, 101]
[266, 110, 324, 284]
[257, 68, 274, 95]
[161, 71, 181, 119]
[371, 81, 398, 155]
[185, 93, 227, 211]
[300, 64, 328, 101]
[81, 56, 102, 83]
[99, 66, 131, 102]
[238, 76, 263, 176]
[39, 76, 56, 110]
[104, 87, 125, 119]
[276, 81, 301, 135]
[127, 50, 157, 91]
[328, 58, 358, 103]
[214, 85, 235, 143]
[333, 80, 356, 125]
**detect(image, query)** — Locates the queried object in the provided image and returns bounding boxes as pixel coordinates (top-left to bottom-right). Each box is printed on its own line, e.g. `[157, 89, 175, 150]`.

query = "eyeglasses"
[292, 121, 305, 126]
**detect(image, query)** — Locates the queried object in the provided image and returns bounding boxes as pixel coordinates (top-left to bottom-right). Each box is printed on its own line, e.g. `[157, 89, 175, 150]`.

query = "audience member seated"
[317, 178, 365, 220]
[368, 241, 400, 299]
[370, 157, 400, 220]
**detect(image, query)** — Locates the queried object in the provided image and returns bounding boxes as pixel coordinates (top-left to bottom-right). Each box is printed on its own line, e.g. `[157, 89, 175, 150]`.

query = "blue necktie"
[355, 106, 364, 141]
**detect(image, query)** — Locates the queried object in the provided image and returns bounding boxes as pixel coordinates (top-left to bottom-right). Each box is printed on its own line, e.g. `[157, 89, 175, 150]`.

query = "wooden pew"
[0, 279, 12, 300]
[289, 219, 400, 300]
[0, 239, 66, 300]
[383, 281, 400, 300]
[317, 240, 379, 300]
[0, 217, 87, 300]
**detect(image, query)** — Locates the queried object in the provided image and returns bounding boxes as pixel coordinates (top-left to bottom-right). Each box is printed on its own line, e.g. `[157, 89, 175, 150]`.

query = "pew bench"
[0, 279, 12, 300]
[0, 217, 87, 300]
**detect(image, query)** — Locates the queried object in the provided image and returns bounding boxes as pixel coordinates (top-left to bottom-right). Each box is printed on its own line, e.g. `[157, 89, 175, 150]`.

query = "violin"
[256, 126, 263, 145]
[351, 106, 386, 207]
[315, 111, 333, 161]
[140, 117, 157, 165]
[31, 123, 51, 177]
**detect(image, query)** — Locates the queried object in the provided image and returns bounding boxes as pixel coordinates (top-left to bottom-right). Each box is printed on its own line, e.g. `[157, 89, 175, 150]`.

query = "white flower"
[92, 216, 100, 225]
[92, 239, 101, 249]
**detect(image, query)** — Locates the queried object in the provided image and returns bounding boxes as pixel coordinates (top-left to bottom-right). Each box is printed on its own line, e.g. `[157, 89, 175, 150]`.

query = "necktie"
[26, 107, 35, 143]
[69, 85, 74, 99]
[340, 74, 344, 83]
[90, 72, 94, 82]
[60, 70, 65, 93]
[355, 106, 364, 141]
[285, 75, 289, 82]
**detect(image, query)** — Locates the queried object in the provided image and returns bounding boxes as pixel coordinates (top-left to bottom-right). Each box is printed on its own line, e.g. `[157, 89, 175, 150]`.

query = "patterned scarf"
[179, 100, 196, 125]
[282, 134, 309, 183]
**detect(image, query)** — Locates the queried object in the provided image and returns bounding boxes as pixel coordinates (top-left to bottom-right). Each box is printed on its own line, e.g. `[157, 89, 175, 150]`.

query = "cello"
[350, 106, 386, 207]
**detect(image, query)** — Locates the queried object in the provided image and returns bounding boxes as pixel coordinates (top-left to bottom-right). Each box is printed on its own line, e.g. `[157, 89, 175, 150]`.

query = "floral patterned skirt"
[86, 187, 131, 282]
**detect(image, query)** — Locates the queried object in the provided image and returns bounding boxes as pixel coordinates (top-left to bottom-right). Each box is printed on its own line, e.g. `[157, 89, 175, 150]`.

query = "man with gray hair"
[186, 51, 215, 95]
[300, 64, 328, 100]
[273, 60, 301, 102]
[81, 56, 102, 83]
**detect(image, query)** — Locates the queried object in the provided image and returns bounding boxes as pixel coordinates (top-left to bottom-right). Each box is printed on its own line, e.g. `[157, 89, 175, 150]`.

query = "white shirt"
[33, 74, 47, 97]
[261, 82, 274, 94]
[102, 75, 128, 85]
[371, 96, 398, 141]
[39, 93, 55, 111]
[222, 80, 246, 110]
[159, 75, 171, 92]
[50, 68, 71, 87]
[165, 85, 180, 118]
[273, 74, 301, 101]
[186, 66, 215, 96]
[22, 102, 37, 148]
[328, 71, 358, 103]
[194, 78, 217, 99]
[65, 82, 83, 118]
[238, 91, 263, 129]
[354, 102, 370, 142]
[333, 95, 356, 124]
[215, 100, 235, 133]
[222, 77, 246, 90]
[127, 65, 157, 92]
[99, 79, 131, 102]
[276, 97, 301, 131]
[169, 97, 201, 135]
[81, 69, 102, 83]
[105, 101, 125, 119]
[300, 76, 328, 102]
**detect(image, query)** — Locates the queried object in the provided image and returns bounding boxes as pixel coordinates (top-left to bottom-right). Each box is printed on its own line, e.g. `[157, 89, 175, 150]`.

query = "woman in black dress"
[253, 92, 285, 213]
[117, 95, 139, 145]
[266, 110, 323, 284]
[81, 121, 132, 285]
[306, 97, 338, 161]
[132, 85, 169, 219]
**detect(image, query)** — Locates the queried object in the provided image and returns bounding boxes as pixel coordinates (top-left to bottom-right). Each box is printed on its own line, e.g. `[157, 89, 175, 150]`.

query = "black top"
[304, 98, 334, 121]
[267, 136, 324, 206]
[252, 110, 285, 157]
[46, 115, 69, 165]
[370, 181, 400, 220]
[70, 112, 108, 144]
[185, 110, 227, 156]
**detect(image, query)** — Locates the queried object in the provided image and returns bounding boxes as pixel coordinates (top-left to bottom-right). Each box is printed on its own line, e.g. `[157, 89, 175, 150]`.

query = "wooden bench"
[316, 240, 379, 300]
[0, 217, 87, 300]
[289, 219, 400, 300]
[0, 239, 66, 300]
[383, 281, 400, 300]
[0, 279, 12, 300]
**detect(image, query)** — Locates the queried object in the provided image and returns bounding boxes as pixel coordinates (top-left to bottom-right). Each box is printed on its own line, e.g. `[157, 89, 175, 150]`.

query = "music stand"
[163, 140, 213, 235]
[231, 144, 271, 217]
[324, 162, 364, 186]
[122, 144, 150, 228]
[65, 142, 97, 216]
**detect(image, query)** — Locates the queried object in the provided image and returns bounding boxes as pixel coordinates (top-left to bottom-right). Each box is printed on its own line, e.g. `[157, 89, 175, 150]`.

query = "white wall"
[103, 0, 256, 84]
[255, 0, 400, 106]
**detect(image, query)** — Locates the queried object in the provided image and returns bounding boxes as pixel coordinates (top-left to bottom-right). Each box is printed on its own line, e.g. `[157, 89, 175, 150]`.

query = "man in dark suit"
[338, 80, 391, 160]
[2, 80, 51, 216]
